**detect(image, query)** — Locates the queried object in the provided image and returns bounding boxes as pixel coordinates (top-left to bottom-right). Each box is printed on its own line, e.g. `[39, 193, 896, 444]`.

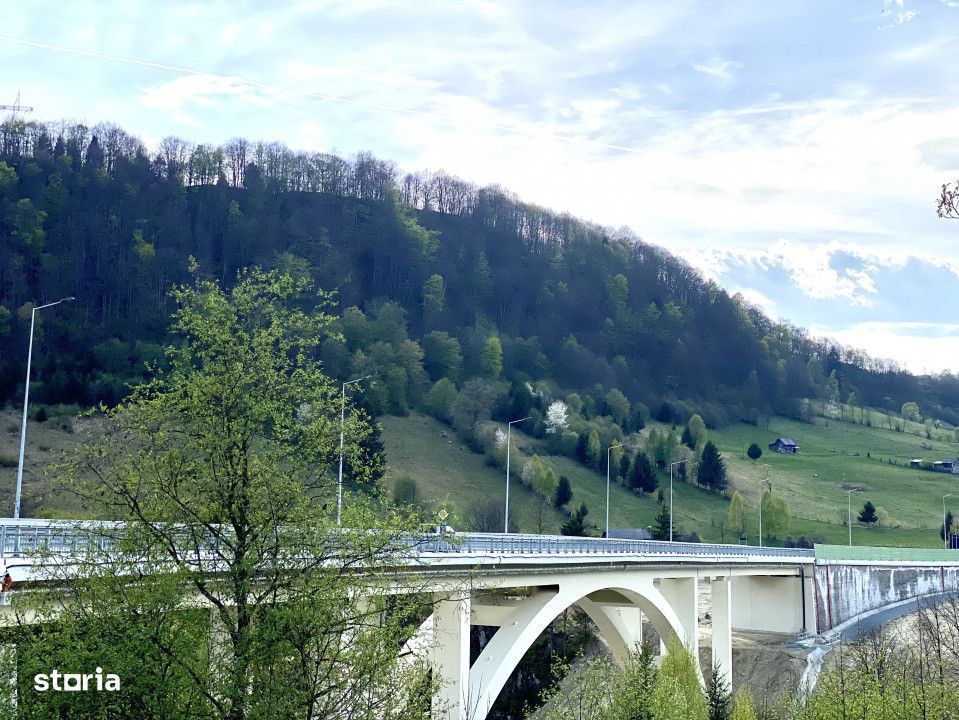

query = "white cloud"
[692, 57, 742, 81]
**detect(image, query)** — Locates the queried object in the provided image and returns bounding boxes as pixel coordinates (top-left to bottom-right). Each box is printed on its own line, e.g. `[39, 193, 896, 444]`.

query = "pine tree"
[697, 441, 728, 493]
[652, 503, 674, 541]
[858, 500, 878, 524]
[629, 452, 658, 494]
[561, 503, 594, 537]
[554, 475, 573, 508]
[706, 662, 731, 720]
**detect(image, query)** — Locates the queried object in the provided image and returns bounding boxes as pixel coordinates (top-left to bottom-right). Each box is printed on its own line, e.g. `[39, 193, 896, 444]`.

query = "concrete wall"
[731, 575, 813, 635]
[814, 563, 959, 631]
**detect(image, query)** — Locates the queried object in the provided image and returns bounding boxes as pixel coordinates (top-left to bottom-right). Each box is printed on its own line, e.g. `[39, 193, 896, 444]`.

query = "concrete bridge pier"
[710, 577, 732, 684]
[431, 597, 471, 719]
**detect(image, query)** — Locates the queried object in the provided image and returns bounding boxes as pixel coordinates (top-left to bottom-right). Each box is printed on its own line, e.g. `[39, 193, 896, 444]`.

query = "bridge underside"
[406, 567, 814, 720]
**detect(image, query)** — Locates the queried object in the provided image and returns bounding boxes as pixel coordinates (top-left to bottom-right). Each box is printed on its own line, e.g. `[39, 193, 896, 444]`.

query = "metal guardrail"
[0, 521, 817, 562]
[416, 532, 814, 559]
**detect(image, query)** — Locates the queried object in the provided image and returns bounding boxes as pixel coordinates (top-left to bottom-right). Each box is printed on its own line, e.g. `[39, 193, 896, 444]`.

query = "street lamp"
[848, 490, 854, 547]
[14, 297, 74, 520]
[944, 494, 953, 552]
[669, 459, 687, 542]
[337, 375, 371, 526]
[503, 416, 531, 533]
[605, 443, 623, 538]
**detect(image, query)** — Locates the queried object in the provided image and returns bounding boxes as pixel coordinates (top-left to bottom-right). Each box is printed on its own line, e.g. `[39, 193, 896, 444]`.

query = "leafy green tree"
[560, 503, 595, 537]
[746, 443, 762, 460]
[687, 414, 707, 448]
[421, 330, 462, 381]
[554, 475, 573, 508]
[23, 268, 428, 720]
[901, 401, 921, 422]
[421, 273, 445, 325]
[942, 510, 954, 542]
[451, 378, 496, 438]
[604, 388, 630, 424]
[423, 377, 458, 423]
[481, 335, 503, 379]
[586, 429, 602, 468]
[652, 641, 707, 719]
[858, 500, 878, 524]
[727, 490, 748, 540]
[729, 688, 757, 720]
[697, 441, 728, 492]
[761, 490, 791, 541]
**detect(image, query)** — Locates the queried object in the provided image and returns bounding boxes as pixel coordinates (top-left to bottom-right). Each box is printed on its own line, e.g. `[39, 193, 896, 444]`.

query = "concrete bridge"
[3, 521, 959, 719]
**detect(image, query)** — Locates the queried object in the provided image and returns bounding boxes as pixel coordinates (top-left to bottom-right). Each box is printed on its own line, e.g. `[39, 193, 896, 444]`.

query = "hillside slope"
[381, 412, 944, 547]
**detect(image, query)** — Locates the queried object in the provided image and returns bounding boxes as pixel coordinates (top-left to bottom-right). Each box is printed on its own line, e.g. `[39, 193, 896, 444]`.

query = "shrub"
[0, 454, 17, 468]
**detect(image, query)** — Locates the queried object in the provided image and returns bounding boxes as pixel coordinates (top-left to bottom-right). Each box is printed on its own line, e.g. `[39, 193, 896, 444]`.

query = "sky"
[2, 0, 959, 374]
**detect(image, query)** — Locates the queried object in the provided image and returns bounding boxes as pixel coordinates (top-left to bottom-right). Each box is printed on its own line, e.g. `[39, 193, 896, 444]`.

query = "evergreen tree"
[628, 452, 658, 494]
[554, 475, 573, 508]
[858, 500, 878, 524]
[746, 443, 762, 460]
[652, 503, 674, 541]
[561, 503, 595, 537]
[706, 663, 731, 720]
[697, 441, 728, 493]
[942, 510, 954, 542]
[576, 432, 590, 463]
[681, 425, 695, 449]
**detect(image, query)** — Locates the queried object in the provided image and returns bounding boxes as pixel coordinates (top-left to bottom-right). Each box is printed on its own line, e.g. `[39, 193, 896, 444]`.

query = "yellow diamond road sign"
[438, 510, 449, 521]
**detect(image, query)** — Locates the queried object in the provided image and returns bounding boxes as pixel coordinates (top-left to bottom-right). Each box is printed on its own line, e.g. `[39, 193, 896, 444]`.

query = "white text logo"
[34, 668, 120, 692]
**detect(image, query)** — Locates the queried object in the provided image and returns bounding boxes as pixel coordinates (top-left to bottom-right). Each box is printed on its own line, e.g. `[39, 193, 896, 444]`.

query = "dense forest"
[2, 118, 959, 429]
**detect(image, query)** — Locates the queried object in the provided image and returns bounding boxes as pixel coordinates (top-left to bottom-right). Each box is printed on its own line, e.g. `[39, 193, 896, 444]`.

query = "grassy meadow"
[382, 410, 959, 548]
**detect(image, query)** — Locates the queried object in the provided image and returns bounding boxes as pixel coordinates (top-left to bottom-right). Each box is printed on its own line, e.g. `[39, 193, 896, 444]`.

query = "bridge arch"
[466, 577, 687, 719]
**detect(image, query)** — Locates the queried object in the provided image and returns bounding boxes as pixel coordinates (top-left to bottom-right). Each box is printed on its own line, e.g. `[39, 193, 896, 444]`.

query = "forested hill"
[1, 119, 958, 425]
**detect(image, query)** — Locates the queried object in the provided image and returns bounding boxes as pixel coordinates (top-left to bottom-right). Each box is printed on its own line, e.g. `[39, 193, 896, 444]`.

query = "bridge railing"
[417, 532, 815, 558]
[0, 521, 816, 562]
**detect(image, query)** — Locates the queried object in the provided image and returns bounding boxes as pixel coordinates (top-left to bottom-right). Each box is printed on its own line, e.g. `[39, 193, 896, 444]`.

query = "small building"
[933, 458, 959, 474]
[910, 458, 924, 469]
[769, 438, 799, 454]
[603, 528, 652, 540]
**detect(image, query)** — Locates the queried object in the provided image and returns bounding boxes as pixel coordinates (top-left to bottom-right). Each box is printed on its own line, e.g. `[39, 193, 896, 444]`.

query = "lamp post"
[504, 416, 531, 533]
[669, 459, 687, 542]
[14, 297, 74, 520]
[605, 443, 623, 538]
[944, 494, 953, 552]
[337, 375, 370, 526]
[848, 490, 853, 547]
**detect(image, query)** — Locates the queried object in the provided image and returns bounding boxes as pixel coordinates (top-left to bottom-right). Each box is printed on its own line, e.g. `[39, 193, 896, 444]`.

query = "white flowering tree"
[545, 400, 569, 434]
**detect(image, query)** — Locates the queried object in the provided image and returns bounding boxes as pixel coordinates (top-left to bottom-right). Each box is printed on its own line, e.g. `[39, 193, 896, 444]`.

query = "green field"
[382, 411, 959, 548]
